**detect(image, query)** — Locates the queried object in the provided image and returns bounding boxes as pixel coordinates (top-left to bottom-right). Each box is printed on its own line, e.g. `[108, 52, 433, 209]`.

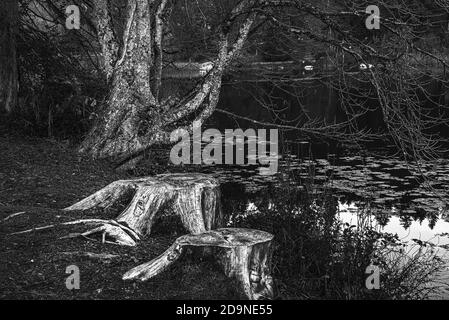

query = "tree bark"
[152, 0, 168, 100]
[0, 0, 18, 114]
[94, 0, 119, 82]
[80, 0, 158, 160]
[123, 228, 275, 300]
[64, 173, 223, 246]
[79, 0, 256, 165]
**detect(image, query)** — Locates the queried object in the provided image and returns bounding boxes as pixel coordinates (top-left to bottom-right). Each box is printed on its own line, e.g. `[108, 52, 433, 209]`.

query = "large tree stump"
[123, 228, 275, 300]
[63, 173, 223, 246]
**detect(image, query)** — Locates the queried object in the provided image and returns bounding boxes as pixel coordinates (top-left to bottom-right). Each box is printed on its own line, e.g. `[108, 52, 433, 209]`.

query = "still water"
[194, 153, 449, 248]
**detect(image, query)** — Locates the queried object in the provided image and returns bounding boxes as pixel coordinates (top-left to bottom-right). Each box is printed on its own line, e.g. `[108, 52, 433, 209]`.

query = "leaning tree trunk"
[123, 228, 275, 300]
[63, 173, 223, 246]
[79, 0, 256, 166]
[0, 0, 18, 114]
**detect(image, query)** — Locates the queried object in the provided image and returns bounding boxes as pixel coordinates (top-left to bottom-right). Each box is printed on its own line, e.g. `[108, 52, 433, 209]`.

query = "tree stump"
[123, 228, 275, 300]
[64, 173, 223, 246]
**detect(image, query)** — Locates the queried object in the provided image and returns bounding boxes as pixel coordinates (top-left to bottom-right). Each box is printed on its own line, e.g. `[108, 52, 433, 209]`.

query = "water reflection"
[339, 202, 449, 247]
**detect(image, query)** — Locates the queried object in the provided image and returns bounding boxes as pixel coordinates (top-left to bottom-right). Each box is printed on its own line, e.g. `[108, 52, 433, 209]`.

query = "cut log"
[123, 228, 275, 300]
[63, 173, 223, 246]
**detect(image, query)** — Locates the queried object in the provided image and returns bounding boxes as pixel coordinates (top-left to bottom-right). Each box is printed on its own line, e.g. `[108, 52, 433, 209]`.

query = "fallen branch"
[60, 251, 121, 261]
[2, 211, 26, 222]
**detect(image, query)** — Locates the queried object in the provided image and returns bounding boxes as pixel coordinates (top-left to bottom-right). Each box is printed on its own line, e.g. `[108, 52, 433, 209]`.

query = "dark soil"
[0, 134, 239, 300]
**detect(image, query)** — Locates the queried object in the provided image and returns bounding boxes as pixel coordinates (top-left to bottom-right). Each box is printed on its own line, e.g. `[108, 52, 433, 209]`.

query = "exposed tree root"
[8, 218, 139, 245]
[10, 174, 223, 247]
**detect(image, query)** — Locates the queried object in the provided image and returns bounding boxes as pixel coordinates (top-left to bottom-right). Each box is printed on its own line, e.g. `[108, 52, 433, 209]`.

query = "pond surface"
[195, 153, 449, 248]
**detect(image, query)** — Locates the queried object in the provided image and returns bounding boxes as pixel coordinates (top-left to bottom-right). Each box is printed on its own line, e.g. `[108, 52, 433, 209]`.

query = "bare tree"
[75, 0, 257, 168]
